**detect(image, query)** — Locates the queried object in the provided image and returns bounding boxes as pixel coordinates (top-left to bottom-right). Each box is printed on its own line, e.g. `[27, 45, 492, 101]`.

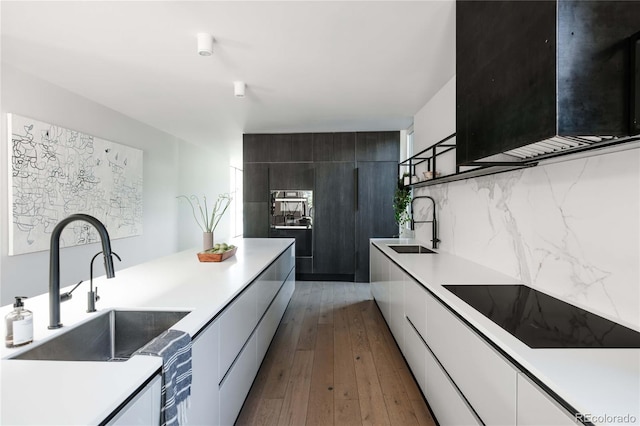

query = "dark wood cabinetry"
[268, 163, 314, 190]
[314, 162, 355, 277]
[356, 131, 400, 161]
[355, 161, 398, 282]
[456, 1, 556, 165]
[456, 0, 640, 165]
[243, 131, 398, 281]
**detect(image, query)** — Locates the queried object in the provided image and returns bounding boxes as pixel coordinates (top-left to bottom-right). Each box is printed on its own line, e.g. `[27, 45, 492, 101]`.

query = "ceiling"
[0, 1, 455, 148]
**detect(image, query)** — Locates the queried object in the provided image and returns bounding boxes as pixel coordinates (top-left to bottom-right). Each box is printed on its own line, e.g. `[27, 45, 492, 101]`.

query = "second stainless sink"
[388, 245, 436, 254]
[11, 309, 190, 362]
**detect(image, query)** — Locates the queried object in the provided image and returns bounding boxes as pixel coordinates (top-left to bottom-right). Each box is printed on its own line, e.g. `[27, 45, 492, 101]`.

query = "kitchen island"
[371, 238, 639, 426]
[1, 238, 295, 425]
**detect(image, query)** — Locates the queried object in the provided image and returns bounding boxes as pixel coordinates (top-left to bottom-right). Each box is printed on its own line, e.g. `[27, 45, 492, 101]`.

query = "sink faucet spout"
[49, 214, 116, 329]
[410, 196, 440, 250]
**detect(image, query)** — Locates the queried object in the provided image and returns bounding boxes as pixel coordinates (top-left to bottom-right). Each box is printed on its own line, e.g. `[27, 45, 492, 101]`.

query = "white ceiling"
[1, 1, 455, 147]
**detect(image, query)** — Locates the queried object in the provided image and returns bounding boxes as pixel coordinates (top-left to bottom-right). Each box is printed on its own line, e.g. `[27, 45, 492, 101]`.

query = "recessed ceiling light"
[197, 33, 213, 56]
[234, 81, 246, 98]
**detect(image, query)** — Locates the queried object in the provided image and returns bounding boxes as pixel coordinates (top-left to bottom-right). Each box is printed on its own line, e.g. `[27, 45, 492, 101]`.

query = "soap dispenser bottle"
[5, 296, 33, 348]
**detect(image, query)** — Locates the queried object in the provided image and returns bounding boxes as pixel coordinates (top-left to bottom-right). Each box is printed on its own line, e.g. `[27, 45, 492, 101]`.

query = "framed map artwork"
[8, 113, 143, 255]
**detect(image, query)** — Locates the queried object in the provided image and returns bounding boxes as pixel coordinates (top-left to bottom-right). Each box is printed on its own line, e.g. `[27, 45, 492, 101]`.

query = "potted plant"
[177, 193, 232, 251]
[393, 178, 411, 229]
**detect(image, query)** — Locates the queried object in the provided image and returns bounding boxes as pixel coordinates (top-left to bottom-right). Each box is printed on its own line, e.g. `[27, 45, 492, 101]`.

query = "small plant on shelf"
[393, 177, 412, 227]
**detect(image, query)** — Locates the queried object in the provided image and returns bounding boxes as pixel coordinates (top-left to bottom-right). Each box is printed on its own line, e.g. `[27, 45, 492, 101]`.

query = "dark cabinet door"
[244, 202, 269, 238]
[312, 133, 334, 162]
[269, 163, 314, 190]
[355, 131, 400, 161]
[243, 163, 269, 202]
[291, 133, 313, 162]
[313, 163, 355, 276]
[271, 134, 292, 162]
[333, 132, 355, 161]
[456, 1, 556, 165]
[243, 134, 273, 163]
[355, 161, 398, 282]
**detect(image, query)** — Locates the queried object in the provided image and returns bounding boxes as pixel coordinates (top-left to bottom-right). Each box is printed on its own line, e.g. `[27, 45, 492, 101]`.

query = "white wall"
[0, 64, 183, 305]
[176, 140, 234, 251]
[412, 75, 640, 330]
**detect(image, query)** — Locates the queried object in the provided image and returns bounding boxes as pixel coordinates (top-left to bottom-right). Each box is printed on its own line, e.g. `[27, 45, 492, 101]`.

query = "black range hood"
[456, 1, 640, 166]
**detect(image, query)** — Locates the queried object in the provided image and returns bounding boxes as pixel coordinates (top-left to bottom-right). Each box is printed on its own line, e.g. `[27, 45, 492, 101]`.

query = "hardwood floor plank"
[306, 324, 334, 426]
[237, 398, 283, 426]
[333, 293, 359, 401]
[297, 282, 322, 350]
[334, 399, 362, 426]
[277, 350, 315, 426]
[262, 287, 310, 398]
[318, 282, 334, 325]
[353, 351, 391, 426]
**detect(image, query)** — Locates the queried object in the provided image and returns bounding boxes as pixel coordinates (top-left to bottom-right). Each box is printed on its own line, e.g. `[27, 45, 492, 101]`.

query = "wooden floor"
[236, 281, 437, 426]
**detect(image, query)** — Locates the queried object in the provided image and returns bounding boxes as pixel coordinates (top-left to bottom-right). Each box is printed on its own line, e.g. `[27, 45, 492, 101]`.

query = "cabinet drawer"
[219, 333, 258, 426]
[404, 278, 427, 339]
[425, 343, 481, 426]
[189, 320, 220, 425]
[107, 375, 161, 426]
[426, 293, 517, 425]
[255, 268, 281, 320]
[517, 373, 578, 426]
[218, 283, 258, 382]
[257, 274, 294, 364]
[387, 262, 405, 350]
[403, 317, 427, 394]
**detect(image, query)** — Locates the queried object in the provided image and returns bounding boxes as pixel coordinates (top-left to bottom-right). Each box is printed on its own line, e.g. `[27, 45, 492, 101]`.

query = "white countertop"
[0, 238, 294, 426]
[372, 238, 640, 425]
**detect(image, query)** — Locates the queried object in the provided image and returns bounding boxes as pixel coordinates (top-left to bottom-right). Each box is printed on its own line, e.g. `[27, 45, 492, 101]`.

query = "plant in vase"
[177, 193, 232, 251]
[393, 178, 412, 231]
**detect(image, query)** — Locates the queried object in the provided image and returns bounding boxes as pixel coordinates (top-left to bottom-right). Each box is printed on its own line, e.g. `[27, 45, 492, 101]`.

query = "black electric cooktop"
[443, 285, 640, 349]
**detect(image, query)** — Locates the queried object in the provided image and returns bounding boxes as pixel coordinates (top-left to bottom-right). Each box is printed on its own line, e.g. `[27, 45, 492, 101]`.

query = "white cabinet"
[426, 291, 517, 425]
[189, 320, 220, 425]
[107, 375, 161, 426]
[218, 282, 259, 383]
[517, 373, 577, 426]
[425, 345, 481, 426]
[219, 333, 258, 426]
[403, 319, 427, 394]
[403, 277, 429, 395]
[387, 262, 405, 350]
[257, 272, 294, 365]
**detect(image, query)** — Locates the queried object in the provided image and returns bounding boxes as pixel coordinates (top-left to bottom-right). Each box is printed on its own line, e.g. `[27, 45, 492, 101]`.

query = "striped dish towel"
[136, 329, 193, 426]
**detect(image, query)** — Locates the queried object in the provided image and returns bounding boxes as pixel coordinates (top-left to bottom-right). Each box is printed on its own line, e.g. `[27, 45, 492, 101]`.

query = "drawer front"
[403, 317, 427, 394]
[219, 333, 258, 426]
[426, 293, 517, 425]
[387, 262, 405, 349]
[425, 344, 482, 426]
[218, 283, 258, 382]
[257, 275, 294, 364]
[404, 278, 427, 340]
[189, 320, 220, 425]
[255, 268, 281, 320]
[517, 373, 578, 426]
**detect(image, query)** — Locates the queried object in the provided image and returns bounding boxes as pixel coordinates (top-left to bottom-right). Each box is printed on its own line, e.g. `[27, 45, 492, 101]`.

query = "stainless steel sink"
[11, 309, 190, 362]
[388, 245, 436, 254]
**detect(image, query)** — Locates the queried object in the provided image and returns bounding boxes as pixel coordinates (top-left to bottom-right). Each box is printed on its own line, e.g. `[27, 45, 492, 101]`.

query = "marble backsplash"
[412, 147, 640, 329]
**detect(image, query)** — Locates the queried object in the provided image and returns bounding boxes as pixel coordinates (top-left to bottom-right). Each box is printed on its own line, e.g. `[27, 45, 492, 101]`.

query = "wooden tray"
[197, 247, 237, 262]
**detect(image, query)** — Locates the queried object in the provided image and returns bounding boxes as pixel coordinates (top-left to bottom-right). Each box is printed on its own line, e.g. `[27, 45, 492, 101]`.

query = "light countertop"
[371, 238, 640, 426]
[0, 238, 294, 426]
